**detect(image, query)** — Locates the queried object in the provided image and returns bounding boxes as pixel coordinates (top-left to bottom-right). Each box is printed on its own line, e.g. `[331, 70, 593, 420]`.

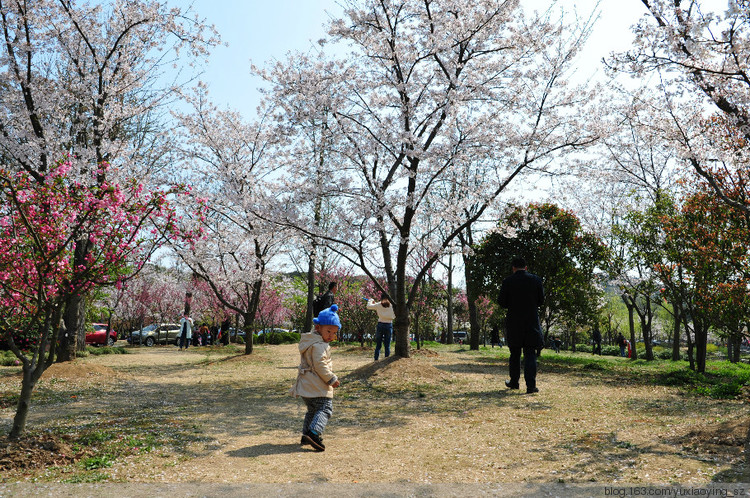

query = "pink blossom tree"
[0, 0, 219, 361]
[0, 162, 183, 438]
[255, 278, 294, 335]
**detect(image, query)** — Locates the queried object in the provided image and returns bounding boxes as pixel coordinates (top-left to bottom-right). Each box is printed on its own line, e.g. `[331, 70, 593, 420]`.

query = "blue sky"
[187, 1, 651, 117]
[189, 0, 343, 115]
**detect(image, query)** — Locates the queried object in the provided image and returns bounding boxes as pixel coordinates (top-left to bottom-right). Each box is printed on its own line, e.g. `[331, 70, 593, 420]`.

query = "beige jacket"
[367, 299, 396, 323]
[289, 332, 338, 399]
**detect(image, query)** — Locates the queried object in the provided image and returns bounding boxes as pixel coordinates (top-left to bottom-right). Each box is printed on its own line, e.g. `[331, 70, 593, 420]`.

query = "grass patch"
[510, 347, 750, 399]
[81, 454, 114, 470]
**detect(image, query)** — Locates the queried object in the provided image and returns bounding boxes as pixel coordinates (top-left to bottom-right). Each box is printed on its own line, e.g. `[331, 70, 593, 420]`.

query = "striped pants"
[302, 397, 333, 435]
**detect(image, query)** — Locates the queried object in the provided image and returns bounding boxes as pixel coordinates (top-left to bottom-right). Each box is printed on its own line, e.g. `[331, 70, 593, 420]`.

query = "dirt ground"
[0, 343, 746, 484]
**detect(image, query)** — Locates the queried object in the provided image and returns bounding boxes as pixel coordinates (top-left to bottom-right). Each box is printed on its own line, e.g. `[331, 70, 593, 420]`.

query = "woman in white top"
[367, 294, 396, 361]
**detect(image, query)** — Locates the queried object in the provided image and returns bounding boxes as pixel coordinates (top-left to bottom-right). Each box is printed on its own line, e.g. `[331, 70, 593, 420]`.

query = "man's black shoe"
[302, 431, 325, 451]
[301, 436, 308, 445]
[505, 380, 519, 389]
[526, 387, 539, 394]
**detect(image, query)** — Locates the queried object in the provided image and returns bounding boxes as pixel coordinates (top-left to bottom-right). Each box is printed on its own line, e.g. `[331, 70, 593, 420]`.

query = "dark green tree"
[473, 203, 608, 345]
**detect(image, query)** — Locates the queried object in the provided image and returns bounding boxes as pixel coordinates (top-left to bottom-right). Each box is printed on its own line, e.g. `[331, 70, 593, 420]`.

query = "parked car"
[226, 328, 244, 340]
[257, 328, 289, 336]
[85, 323, 117, 346]
[129, 323, 181, 347]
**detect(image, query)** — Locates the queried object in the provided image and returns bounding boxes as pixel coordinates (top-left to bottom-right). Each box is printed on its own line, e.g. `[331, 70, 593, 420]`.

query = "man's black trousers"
[508, 345, 537, 390]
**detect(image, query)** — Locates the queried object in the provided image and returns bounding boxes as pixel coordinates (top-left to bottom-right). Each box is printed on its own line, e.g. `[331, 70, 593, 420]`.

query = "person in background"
[366, 293, 396, 361]
[321, 282, 338, 310]
[592, 323, 602, 355]
[220, 317, 231, 346]
[178, 314, 193, 351]
[498, 256, 545, 394]
[617, 332, 627, 357]
[198, 323, 209, 346]
[490, 324, 500, 348]
[552, 336, 562, 353]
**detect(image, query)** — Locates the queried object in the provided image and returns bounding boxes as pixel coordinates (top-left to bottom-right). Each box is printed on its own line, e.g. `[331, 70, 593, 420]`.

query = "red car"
[85, 323, 117, 346]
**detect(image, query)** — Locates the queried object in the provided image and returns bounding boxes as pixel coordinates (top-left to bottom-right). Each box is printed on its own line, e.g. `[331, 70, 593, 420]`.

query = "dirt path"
[0, 344, 747, 484]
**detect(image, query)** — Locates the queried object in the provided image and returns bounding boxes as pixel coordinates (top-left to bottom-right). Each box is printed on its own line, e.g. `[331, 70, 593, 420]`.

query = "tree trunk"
[446, 253, 454, 345]
[76, 310, 87, 352]
[59, 239, 90, 362]
[622, 295, 637, 361]
[242, 277, 263, 355]
[460, 229, 480, 351]
[59, 292, 85, 362]
[727, 337, 734, 363]
[9, 307, 61, 439]
[694, 319, 708, 374]
[304, 249, 316, 333]
[732, 332, 741, 363]
[243, 313, 254, 355]
[640, 295, 654, 361]
[685, 315, 695, 371]
[393, 305, 410, 358]
[672, 306, 681, 361]
[10, 369, 38, 440]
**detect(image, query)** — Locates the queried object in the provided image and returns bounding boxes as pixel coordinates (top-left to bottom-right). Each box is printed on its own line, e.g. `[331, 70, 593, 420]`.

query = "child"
[289, 304, 341, 451]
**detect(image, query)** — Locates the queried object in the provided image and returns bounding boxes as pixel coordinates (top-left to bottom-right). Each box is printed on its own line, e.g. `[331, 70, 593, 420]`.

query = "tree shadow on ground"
[543, 418, 750, 483]
[542, 431, 690, 481]
[226, 443, 302, 458]
[434, 362, 501, 375]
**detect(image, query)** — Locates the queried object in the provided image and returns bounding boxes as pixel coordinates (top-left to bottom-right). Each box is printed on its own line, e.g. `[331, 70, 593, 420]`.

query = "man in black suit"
[498, 257, 545, 394]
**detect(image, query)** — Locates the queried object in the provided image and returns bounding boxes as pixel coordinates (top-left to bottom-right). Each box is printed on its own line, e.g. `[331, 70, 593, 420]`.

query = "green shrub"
[0, 355, 20, 366]
[705, 343, 719, 354]
[657, 349, 687, 361]
[695, 382, 743, 399]
[576, 344, 593, 353]
[267, 331, 300, 345]
[601, 345, 621, 357]
[420, 340, 442, 347]
[235, 336, 245, 345]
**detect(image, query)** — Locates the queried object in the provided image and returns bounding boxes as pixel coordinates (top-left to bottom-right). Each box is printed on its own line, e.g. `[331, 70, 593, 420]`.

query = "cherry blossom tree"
[263, 0, 598, 357]
[109, 264, 182, 339]
[169, 87, 286, 355]
[254, 51, 350, 334]
[614, 0, 750, 213]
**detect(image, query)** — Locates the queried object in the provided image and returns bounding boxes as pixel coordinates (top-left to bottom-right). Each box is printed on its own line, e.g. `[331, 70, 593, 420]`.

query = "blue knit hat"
[313, 304, 341, 330]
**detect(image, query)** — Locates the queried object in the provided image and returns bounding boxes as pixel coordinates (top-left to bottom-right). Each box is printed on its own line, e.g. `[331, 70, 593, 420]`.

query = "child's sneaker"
[302, 431, 325, 451]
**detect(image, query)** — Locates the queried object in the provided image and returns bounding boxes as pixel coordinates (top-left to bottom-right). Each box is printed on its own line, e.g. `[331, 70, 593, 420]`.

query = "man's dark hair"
[511, 256, 527, 269]
[328, 281, 337, 291]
